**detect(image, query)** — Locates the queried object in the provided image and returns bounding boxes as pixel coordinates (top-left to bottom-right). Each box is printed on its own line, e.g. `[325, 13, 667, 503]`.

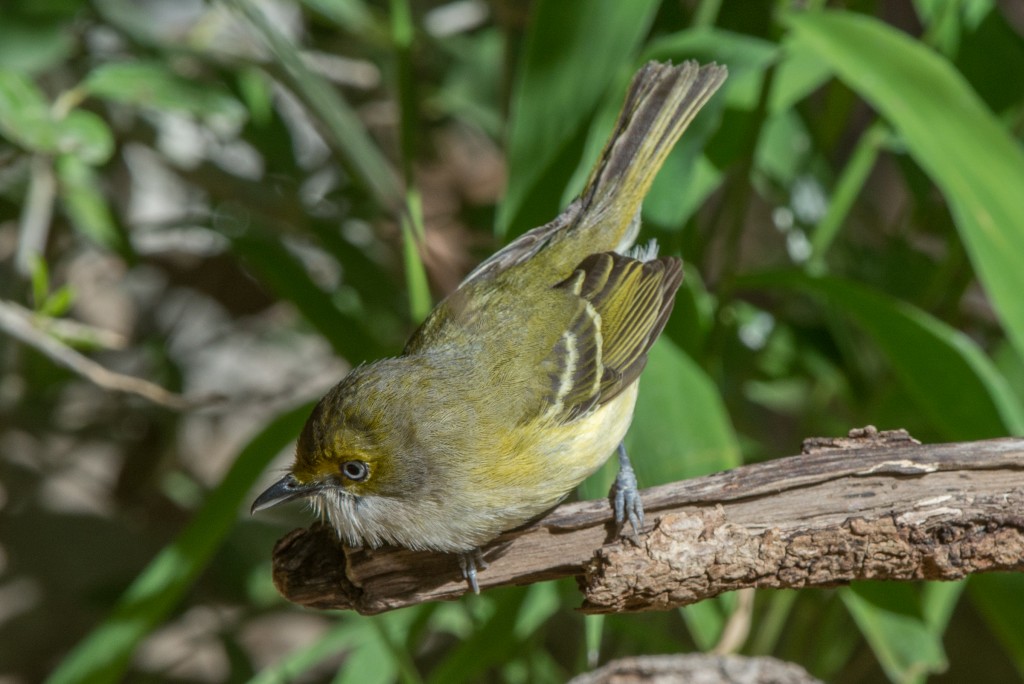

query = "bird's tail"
[575, 61, 727, 251]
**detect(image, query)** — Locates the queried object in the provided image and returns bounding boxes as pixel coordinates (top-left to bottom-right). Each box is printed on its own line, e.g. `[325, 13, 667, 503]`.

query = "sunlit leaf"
[55, 154, 129, 255]
[84, 61, 247, 126]
[788, 9, 1024, 377]
[56, 109, 114, 165]
[0, 68, 57, 151]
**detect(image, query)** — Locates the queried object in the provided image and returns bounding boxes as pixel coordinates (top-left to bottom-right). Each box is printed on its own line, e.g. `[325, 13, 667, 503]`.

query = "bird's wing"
[538, 251, 683, 424]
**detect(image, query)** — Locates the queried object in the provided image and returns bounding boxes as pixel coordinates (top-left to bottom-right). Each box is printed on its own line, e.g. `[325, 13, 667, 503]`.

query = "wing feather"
[540, 252, 683, 423]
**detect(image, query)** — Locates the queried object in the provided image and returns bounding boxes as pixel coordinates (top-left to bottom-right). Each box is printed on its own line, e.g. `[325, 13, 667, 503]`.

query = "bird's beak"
[250, 473, 320, 514]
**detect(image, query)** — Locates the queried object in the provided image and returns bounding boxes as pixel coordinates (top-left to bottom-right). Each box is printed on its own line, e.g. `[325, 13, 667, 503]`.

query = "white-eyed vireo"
[252, 61, 727, 593]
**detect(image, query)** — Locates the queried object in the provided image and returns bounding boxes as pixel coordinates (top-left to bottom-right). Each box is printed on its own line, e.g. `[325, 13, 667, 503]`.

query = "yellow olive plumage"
[252, 60, 727, 593]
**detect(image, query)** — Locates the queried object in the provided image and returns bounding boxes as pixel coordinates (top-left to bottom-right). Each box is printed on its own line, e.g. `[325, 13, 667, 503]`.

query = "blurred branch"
[567, 654, 821, 684]
[0, 300, 211, 410]
[16, 156, 56, 276]
[268, 428, 1024, 615]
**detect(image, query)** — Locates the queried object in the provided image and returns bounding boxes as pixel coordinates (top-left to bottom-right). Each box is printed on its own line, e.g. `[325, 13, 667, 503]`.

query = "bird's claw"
[611, 443, 644, 545]
[458, 548, 488, 594]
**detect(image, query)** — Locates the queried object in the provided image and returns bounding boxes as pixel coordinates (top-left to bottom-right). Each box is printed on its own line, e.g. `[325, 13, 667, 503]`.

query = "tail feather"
[454, 60, 726, 289]
[578, 61, 728, 248]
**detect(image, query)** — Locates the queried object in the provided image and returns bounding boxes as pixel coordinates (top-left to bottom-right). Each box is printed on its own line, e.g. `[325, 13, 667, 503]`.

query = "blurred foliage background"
[2, 0, 1024, 682]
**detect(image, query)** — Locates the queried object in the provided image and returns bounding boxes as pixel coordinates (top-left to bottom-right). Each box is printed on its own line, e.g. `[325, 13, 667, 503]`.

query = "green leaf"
[250, 618, 371, 684]
[631, 337, 741, 479]
[680, 594, 735, 651]
[0, 71, 112, 163]
[634, 27, 829, 227]
[84, 61, 247, 125]
[29, 254, 50, 310]
[56, 109, 114, 165]
[953, 6, 1024, 114]
[48, 403, 312, 684]
[787, 10, 1024, 377]
[426, 589, 530, 684]
[0, 17, 75, 74]
[40, 285, 75, 318]
[300, 0, 377, 35]
[969, 574, 1024, 677]
[55, 154, 129, 255]
[582, 337, 739, 499]
[0, 68, 57, 151]
[742, 271, 1024, 440]
[496, 0, 661, 238]
[921, 579, 964, 632]
[840, 583, 948, 684]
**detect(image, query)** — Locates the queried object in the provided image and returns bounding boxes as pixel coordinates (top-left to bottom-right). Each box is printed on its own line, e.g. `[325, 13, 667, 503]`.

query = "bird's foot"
[457, 548, 488, 594]
[611, 443, 644, 545]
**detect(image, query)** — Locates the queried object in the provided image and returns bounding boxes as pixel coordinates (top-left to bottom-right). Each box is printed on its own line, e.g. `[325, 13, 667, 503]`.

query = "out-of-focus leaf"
[55, 154, 129, 255]
[249, 618, 367, 684]
[954, 7, 1024, 114]
[913, 0, 992, 57]
[496, 0, 661, 238]
[969, 574, 1024, 677]
[0, 70, 113, 162]
[0, 69, 57, 151]
[628, 338, 740, 480]
[582, 336, 739, 500]
[48, 403, 312, 684]
[230, 230, 386, 363]
[56, 109, 114, 165]
[39, 285, 75, 318]
[300, 0, 377, 35]
[788, 10, 1024, 375]
[840, 583, 947, 684]
[806, 122, 889, 267]
[922, 580, 964, 632]
[334, 610, 422, 684]
[634, 27, 828, 227]
[29, 254, 50, 311]
[230, 0, 402, 212]
[236, 67, 273, 127]
[680, 594, 734, 651]
[426, 589, 529, 684]
[331, 620, 398, 684]
[0, 17, 75, 74]
[743, 271, 1024, 440]
[84, 61, 247, 126]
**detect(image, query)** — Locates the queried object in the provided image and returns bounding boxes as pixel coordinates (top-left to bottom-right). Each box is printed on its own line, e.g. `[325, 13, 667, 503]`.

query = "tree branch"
[268, 428, 1024, 615]
[0, 299, 214, 410]
[566, 654, 821, 684]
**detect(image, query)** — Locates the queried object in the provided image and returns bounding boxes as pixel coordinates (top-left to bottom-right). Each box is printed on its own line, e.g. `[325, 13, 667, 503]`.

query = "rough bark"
[268, 428, 1024, 615]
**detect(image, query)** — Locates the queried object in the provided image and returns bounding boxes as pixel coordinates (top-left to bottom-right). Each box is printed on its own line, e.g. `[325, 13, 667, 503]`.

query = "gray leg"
[457, 548, 488, 594]
[612, 443, 644, 543]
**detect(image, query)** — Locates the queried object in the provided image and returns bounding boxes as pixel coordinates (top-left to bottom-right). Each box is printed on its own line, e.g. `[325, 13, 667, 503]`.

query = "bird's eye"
[341, 460, 369, 482]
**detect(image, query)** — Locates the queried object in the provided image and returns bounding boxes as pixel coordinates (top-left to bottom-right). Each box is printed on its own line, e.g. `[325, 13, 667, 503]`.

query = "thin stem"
[389, 0, 431, 321]
[807, 121, 888, 272]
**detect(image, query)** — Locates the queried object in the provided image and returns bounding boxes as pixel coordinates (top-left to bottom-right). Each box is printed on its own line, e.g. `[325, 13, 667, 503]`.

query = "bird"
[252, 60, 728, 594]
